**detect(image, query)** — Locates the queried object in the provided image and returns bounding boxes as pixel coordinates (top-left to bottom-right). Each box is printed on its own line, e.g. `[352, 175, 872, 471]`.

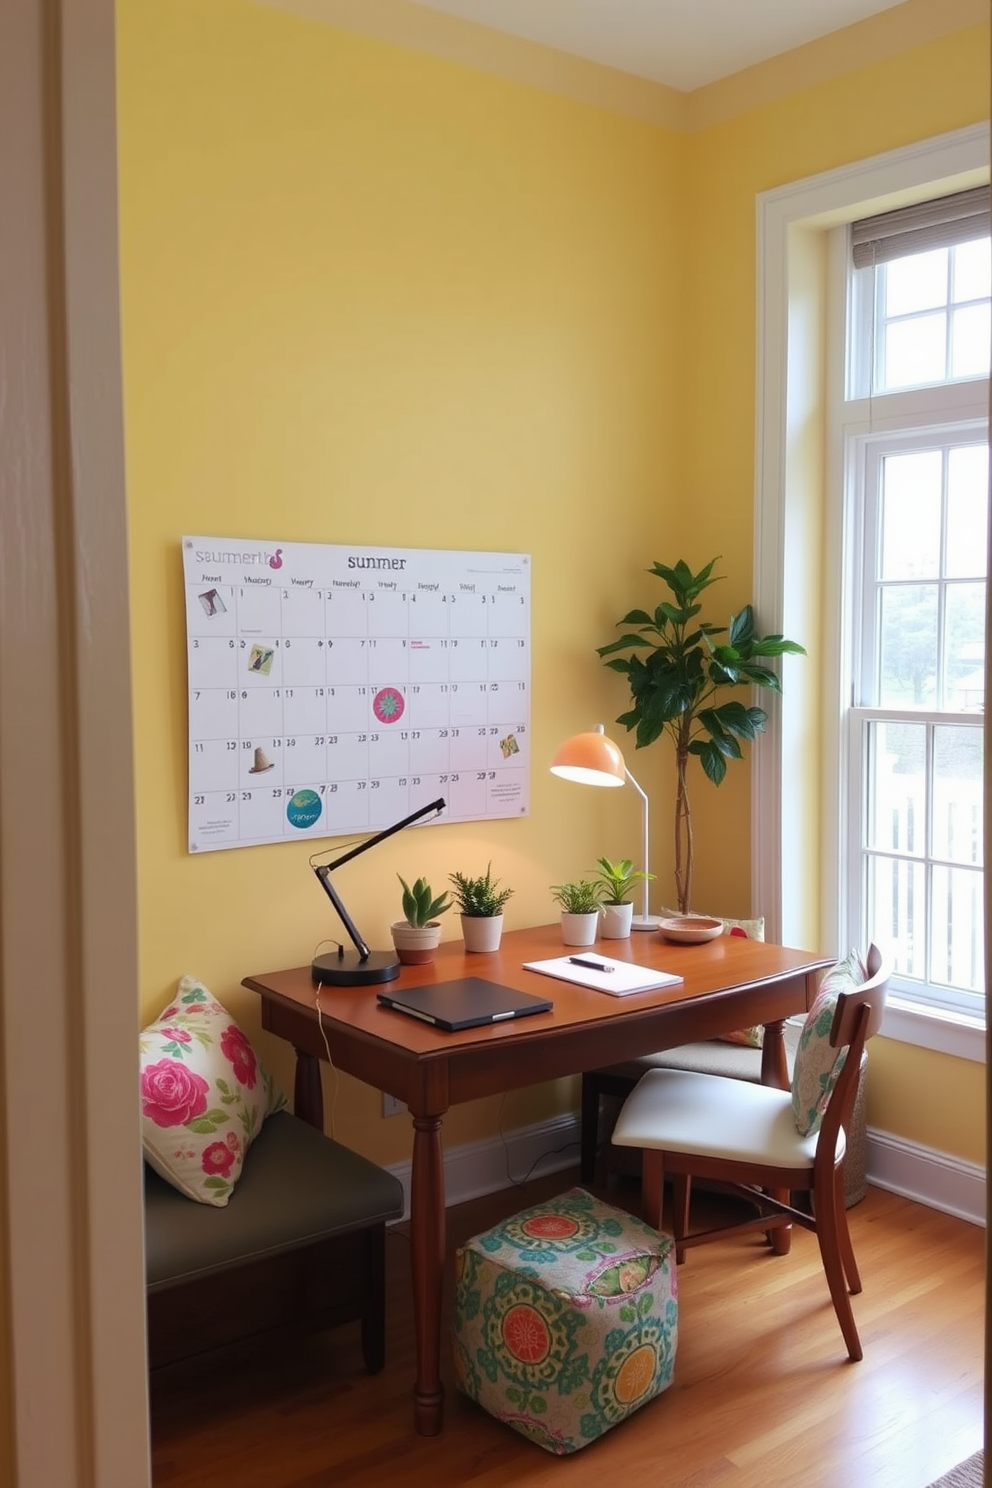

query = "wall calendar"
[182, 537, 531, 852]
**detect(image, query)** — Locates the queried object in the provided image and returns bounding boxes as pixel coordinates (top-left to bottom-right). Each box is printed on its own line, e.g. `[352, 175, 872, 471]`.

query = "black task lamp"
[310, 797, 446, 986]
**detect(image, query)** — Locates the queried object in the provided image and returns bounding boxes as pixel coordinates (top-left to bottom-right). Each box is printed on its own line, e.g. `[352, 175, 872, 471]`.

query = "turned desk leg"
[410, 1112, 446, 1436]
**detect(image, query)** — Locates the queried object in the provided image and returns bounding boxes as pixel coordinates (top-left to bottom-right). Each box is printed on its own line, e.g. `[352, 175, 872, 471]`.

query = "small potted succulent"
[390, 875, 453, 965]
[448, 864, 514, 952]
[550, 879, 603, 947]
[592, 856, 656, 940]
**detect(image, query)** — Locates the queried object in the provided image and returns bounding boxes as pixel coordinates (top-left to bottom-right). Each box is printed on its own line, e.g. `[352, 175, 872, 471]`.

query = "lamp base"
[630, 915, 663, 932]
[311, 949, 400, 986]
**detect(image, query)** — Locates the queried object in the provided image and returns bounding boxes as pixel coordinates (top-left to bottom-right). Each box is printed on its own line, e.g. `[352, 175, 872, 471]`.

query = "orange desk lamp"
[550, 724, 660, 931]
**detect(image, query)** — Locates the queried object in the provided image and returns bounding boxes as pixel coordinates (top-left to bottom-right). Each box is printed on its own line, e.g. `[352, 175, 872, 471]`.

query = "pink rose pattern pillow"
[140, 976, 285, 1206]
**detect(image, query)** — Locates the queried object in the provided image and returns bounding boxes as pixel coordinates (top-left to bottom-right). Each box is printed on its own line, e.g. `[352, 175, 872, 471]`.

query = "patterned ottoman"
[451, 1187, 678, 1454]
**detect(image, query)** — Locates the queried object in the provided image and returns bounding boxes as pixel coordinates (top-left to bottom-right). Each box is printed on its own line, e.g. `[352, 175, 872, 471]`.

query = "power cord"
[311, 939, 342, 1138]
[497, 1092, 581, 1187]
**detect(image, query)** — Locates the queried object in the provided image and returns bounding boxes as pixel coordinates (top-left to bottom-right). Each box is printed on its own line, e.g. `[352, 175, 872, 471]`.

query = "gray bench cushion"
[145, 1110, 404, 1291]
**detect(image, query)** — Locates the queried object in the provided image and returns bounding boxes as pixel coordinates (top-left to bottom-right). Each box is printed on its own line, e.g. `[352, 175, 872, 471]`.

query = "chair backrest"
[790, 943, 890, 1140]
[827, 942, 889, 1051]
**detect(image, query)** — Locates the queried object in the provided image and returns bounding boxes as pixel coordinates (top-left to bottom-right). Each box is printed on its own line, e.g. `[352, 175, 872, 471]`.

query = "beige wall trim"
[251, 0, 687, 129]
[380, 1112, 986, 1229]
[0, 2, 150, 1485]
[867, 1129, 986, 1227]
[686, 0, 989, 131]
[383, 1111, 585, 1222]
[254, 0, 986, 134]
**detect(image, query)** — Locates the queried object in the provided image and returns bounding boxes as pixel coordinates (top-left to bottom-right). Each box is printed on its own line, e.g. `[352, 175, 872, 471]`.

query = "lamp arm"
[314, 864, 371, 960]
[312, 797, 446, 964]
[322, 796, 445, 872]
[623, 766, 651, 922]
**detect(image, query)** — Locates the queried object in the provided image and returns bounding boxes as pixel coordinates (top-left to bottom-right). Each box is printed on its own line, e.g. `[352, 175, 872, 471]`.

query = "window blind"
[851, 185, 990, 269]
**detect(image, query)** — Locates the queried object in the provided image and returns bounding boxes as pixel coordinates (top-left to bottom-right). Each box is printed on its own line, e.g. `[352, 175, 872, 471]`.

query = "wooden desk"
[244, 925, 829, 1437]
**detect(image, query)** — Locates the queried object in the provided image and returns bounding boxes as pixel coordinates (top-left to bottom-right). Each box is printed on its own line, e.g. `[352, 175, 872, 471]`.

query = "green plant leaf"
[699, 700, 766, 740]
[695, 740, 729, 785]
[448, 863, 513, 916]
[693, 730, 742, 761]
[738, 662, 784, 689]
[597, 632, 655, 658]
[749, 635, 807, 657]
[550, 879, 602, 913]
[728, 605, 756, 647]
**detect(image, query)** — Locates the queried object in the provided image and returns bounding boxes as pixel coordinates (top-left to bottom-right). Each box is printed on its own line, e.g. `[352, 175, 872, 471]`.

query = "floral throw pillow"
[139, 975, 286, 1206]
[790, 949, 868, 1137]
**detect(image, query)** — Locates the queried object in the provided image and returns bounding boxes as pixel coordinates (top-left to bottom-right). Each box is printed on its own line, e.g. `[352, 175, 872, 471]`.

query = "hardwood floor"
[149, 1171, 984, 1487]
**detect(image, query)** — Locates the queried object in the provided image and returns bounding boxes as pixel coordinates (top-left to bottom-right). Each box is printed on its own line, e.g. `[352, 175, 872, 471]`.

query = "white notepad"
[523, 956, 683, 997]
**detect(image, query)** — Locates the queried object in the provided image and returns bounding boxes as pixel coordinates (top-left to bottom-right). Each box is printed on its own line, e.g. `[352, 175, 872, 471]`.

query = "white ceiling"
[406, 0, 909, 92]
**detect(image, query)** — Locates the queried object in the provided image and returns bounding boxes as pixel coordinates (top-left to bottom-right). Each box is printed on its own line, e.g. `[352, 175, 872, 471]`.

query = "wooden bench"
[145, 1110, 405, 1371]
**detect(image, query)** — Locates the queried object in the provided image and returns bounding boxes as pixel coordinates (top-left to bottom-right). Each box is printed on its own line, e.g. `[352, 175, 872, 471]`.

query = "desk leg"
[293, 1049, 324, 1130]
[410, 1112, 446, 1436]
[760, 1020, 789, 1089]
[760, 1020, 792, 1256]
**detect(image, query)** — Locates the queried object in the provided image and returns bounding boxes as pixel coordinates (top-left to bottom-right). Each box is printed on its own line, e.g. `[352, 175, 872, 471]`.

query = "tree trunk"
[673, 745, 693, 914]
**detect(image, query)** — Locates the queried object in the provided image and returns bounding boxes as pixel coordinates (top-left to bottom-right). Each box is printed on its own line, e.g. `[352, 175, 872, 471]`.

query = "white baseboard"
[385, 1114, 986, 1229]
[385, 1112, 583, 1222]
[867, 1127, 986, 1227]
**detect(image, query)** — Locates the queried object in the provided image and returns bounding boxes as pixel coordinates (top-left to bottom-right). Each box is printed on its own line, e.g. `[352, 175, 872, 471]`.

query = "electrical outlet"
[382, 1093, 406, 1118]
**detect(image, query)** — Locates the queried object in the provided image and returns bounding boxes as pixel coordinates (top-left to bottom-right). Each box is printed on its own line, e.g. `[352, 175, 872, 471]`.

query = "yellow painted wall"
[116, 0, 682, 1161]
[116, 0, 988, 1169]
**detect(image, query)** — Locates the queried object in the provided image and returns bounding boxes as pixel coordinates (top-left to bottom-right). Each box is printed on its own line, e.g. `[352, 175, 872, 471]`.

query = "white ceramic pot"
[560, 911, 600, 947]
[461, 913, 503, 952]
[600, 901, 634, 940]
[390, 920, 443, 965]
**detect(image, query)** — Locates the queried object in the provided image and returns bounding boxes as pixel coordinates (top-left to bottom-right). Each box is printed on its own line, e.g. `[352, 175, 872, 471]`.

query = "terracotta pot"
[390, 920, 443, 965]
[460, 913, 503, 952]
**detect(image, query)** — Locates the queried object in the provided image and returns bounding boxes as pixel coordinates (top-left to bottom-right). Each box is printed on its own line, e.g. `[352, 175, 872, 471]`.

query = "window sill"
[880, 998, 986, 1063]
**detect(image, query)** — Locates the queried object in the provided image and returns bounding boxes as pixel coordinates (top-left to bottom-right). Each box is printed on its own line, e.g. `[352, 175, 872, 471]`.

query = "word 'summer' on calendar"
[182, 537, 531, 852]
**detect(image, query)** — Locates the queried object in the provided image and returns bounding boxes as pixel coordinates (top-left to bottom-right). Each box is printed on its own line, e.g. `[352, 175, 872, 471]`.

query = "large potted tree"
[598, 558, 805, 915]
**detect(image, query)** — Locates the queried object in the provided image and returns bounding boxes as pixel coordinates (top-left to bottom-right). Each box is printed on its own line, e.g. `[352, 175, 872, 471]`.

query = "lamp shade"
[550, 727, 626, 788]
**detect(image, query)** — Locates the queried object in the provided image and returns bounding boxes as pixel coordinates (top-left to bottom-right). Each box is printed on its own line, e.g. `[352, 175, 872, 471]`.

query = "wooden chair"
[611, 944, 889, 1362]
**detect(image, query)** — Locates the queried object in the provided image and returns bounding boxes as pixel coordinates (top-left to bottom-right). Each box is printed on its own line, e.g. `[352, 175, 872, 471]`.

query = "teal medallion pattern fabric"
[452, 1187, 678, 1454]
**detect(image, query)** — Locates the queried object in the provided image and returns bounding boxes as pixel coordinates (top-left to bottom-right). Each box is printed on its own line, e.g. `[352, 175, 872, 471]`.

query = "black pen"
[569, 956, 613, 971]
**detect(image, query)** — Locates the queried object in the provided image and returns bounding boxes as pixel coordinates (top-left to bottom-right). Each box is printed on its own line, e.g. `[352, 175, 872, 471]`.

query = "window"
[850, 187, 991, 395]
[754, 124, 990, 1059]
[843, 193, 989, 1021]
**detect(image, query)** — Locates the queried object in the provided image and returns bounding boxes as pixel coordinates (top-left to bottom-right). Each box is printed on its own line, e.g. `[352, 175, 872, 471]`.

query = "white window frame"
[844, 416, 987, 1016]
[754, 122, 989, 1063]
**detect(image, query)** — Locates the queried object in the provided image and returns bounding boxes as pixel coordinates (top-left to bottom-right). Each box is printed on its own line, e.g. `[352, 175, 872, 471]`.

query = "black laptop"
[377, 977, 553, 1032]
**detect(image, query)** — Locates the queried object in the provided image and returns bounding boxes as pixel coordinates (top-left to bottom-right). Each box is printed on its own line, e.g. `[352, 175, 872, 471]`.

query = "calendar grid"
[183, 538, 531, 851]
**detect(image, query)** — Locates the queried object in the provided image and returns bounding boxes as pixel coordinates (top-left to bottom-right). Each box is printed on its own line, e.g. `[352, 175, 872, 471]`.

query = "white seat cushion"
[611, 1068, 845, 1170]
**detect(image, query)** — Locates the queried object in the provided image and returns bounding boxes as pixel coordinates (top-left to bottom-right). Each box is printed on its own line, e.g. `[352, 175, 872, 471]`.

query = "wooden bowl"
[657, 916, 724, 945]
